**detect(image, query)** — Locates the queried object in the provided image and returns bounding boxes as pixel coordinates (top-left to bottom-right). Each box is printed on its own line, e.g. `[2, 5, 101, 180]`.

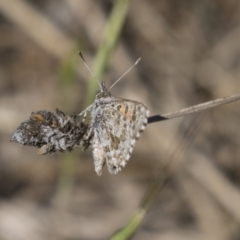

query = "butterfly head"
[96, 82, 111, 99]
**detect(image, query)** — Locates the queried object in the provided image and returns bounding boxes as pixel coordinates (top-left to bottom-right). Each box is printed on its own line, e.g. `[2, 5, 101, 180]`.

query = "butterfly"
[79, 53, 149, 176]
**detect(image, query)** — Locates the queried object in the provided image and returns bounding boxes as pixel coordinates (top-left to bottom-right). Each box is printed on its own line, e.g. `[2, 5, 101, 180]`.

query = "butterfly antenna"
[109, 57, 141, 90]
[79, 52, 102, 88]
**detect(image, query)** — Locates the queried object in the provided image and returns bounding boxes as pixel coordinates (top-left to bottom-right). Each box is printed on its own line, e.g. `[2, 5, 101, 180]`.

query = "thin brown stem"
[148, 93, 240, 124]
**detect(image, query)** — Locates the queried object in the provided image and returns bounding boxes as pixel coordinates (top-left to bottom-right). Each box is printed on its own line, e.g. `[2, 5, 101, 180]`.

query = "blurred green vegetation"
[54, 0, 130, 208]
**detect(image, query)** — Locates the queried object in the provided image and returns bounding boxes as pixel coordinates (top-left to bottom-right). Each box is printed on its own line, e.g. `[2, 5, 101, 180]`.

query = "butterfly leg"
[78, 104, 93, 117]
[81, 110, 88, 123]
[83, 125, 93, 140]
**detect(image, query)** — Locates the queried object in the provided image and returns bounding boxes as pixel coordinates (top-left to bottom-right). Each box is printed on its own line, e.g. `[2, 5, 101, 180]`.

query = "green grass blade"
[110, 209, 146, 240]
[110, 168, 169, 240]
[85, 0, 130, 106]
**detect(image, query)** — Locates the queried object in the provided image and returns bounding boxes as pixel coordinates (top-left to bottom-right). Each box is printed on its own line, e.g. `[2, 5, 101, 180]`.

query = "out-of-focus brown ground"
[1, 0, 240, 239]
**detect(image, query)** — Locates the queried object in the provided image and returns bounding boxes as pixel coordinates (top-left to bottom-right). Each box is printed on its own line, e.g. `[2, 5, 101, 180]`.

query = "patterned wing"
[104, 98, 149, 139]
[92, 98, 149, 175]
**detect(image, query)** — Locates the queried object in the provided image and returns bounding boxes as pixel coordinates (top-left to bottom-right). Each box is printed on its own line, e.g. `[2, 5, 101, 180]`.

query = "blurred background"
[1, 0, 240, 239]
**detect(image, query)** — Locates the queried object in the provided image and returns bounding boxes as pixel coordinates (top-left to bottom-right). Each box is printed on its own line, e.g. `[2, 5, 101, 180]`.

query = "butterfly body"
[85, 83, 149, 176]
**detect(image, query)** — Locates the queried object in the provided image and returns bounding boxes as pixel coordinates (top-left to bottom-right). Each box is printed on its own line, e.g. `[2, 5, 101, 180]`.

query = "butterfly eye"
[96, 89, 111, 99]
[105, 91, 111, 97]
[96, 90, 103, 99]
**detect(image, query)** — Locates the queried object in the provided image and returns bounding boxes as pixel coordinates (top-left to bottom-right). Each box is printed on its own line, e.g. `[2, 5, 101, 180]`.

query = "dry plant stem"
[148, 93, 240, 124]
[0, 0, 73, 59]
[186, 153, 240, 223]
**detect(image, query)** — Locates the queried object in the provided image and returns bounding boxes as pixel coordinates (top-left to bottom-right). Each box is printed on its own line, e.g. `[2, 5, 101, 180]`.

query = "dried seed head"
[11, 109, 91, 154]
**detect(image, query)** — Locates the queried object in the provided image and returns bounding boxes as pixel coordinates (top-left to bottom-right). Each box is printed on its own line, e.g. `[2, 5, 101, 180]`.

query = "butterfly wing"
[91, 98, 149, 175]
